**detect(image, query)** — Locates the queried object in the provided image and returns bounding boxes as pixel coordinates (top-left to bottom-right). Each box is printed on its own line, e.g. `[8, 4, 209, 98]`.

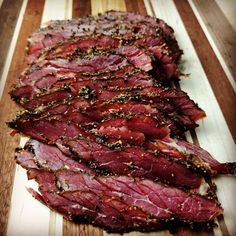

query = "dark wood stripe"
[0, 0, 23, 81]
[64, 222, 103, 236]
[72, 0, 91, 18]
[0, 0, 45, 235]
[174, 228, 214, 236]
[193, 0, 236, 83]
[174, 0, 236, 143]
[190, 130, 200, 146]
[217, 215, 230, 236]
[125, 0, 147, 15]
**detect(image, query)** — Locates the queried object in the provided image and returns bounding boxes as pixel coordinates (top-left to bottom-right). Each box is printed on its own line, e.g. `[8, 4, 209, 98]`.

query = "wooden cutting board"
[0, 0, 235, 236]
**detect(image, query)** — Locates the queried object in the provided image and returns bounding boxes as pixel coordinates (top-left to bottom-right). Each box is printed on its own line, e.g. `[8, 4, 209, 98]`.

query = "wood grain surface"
[0, 0, 44, 235]
[175, 0, 236, 143]
[192, 0, 236, 84]
[72, 0, 91, 18]
[125, 0, 147, 14]
[0, 0, 235, 236]
[0, 0, 23, 81]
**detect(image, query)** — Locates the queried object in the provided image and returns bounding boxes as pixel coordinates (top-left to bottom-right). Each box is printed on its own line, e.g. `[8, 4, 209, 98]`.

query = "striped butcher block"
[0, 0, 235, 235]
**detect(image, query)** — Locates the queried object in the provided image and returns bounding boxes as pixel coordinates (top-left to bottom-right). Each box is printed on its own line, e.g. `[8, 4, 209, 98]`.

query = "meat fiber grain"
[24, 168, 222, 233]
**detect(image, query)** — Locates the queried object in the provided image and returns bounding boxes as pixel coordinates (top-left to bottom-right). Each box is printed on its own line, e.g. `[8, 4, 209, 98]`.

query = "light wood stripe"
[215, 0, 236, 31]
[91, 0, 126, 15]
[41, 0, 65, 23]
[65, 0, 73, 20]
[143, 0, 153, 16]
[190, 0, 236, 92]
[0, 1, 45, 235]
[7, 166, 52, 236]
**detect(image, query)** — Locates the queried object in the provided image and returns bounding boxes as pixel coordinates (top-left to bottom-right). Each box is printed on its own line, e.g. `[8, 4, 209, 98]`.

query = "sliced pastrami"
[176, 140, 236, 175]
[87, 100, 182, 136]
[16, 139, 95, 174]
[97, 86, 206, 124]
[11, 115, 234, 179]
[16, 84, 204, 135]
[15, 50, 131, 90]
[14, 96, 185, 137]
[11, 45, 152, 103]
[28, 11, 176, 60]
[56, 170, 220, 222]
[24, 169, 222, 233]
[65, 138, 202, 189]
[29, 187, 163, 233]
[95, 115, 169, 145]
[147, 139, 236, 176]
[20, 90, 72, 110]
[27, 11, 182, 80]
[8, 118, 92, 143]
[11, 64, 136, 101]
[44, 35, 120, 60]
[9, 117, 202, 189]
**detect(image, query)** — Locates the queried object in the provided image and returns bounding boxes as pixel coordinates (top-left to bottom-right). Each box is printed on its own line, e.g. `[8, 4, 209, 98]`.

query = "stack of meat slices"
[9, 11, 236, 233]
